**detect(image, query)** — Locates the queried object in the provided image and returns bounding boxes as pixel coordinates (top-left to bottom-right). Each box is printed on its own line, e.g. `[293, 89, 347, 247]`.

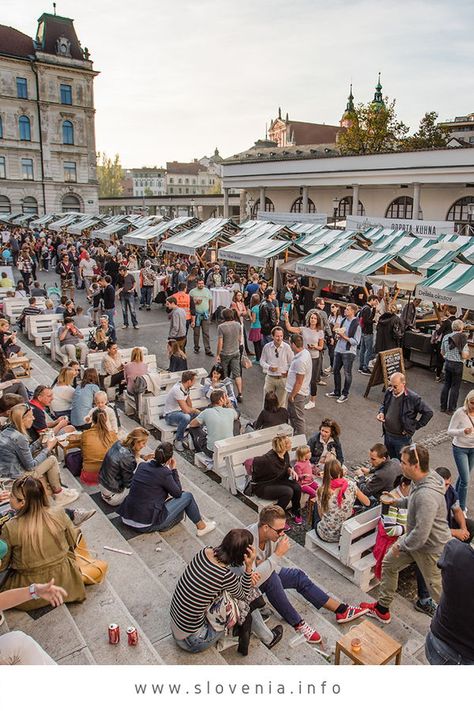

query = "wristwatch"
[29, 583, 40, 600]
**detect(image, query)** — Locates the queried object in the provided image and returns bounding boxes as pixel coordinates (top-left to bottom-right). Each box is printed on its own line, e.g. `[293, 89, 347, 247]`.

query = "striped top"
[170, 547, 252, 635]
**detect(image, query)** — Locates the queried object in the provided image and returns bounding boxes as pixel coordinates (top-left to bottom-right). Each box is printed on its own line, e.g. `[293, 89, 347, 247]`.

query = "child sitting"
[84, 391, 119, 433]
[293, 444, 319, 499]
[203, 364, 237, 408]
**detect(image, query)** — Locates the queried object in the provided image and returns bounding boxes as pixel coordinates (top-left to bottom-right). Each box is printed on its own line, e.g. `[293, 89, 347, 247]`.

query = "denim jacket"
[0, 425, 49, 478]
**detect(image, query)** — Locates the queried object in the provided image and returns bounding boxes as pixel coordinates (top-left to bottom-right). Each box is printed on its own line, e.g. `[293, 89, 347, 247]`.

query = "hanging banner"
[345, 214, 455, 237]
[258, 211, 327, 225]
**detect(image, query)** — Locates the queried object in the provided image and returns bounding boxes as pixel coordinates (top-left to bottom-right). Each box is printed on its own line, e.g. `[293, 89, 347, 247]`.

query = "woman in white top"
[51, 366, 75, 418]
[285, 310, 324, 410]
[447, 389, 474, 511]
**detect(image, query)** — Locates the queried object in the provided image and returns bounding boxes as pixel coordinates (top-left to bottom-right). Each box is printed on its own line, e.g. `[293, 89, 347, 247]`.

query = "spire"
[285, 112, 289, 122]
[346, 83, 354, 112]
[278, 106, 282, 119]
[372, 72, 384, 110]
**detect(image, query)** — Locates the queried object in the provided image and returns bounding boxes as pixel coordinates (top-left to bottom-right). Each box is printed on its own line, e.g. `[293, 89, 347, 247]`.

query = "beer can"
[108, 623, 120, 645]
[127, 626, 138, 646]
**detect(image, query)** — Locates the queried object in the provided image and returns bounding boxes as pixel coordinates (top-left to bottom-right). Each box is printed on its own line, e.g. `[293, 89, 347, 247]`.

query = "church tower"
[371, 73, 385, 111]
[340, 83, 356, 128]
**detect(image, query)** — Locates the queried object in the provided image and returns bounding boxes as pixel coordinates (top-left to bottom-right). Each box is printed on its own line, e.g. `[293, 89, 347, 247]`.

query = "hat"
[0, 539, 8, 560]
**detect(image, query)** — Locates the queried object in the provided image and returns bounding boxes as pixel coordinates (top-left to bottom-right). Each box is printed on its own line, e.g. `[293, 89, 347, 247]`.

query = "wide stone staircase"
[2, 343, 430, 665]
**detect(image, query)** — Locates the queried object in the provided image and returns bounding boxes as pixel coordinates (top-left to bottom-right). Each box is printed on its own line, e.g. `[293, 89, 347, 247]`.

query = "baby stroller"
[47, 283, 62, 303]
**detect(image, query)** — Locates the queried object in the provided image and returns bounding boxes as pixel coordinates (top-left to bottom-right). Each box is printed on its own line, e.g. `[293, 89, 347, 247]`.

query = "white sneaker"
[304, 401, 316, 410]
[196, 520, 216, 537]
[174, 440, 184, 451]
[54, 489, 80, 506]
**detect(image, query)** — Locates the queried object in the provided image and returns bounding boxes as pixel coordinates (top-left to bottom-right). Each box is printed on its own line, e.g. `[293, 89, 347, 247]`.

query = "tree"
[97, 152, 124, 197]
[144, 187, 154, 196]
[402, 111, 450, 150]
[338, 99, 409, 155]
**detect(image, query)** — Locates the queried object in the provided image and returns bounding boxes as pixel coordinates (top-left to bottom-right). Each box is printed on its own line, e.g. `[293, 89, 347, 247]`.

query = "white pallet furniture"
[144, 388, 208, 443]
[212, 424, 294, 480]
[26, 313, 62, 346]
[3, 297, 46, 323]
[51, 327, 95, 366]
[85, 346, 149, 375]
[220, 432, 307, 497]
[305, 505, 382, 592]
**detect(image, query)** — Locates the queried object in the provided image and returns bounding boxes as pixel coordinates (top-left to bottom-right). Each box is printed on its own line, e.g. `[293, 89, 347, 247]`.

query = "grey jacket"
[394, 469, 451, 554]
[169, 307, 186, 338]
[358, 458, 402, 499]
[0, 425, 49, 478]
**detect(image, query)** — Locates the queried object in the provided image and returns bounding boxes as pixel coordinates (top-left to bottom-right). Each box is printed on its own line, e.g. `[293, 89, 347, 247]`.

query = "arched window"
[446, 196, 474, 232]
[385, 196, 419, 220]
[61, 193, 81, 212]
[22, 196, 38, 215]
[251, 196, 275, 217]
[62, 120, 74, 145]
[290, 196, 317, 213]
[337, 196, 365, 218]
[0, 195, 11, 214]
[19, 115, 31, 141]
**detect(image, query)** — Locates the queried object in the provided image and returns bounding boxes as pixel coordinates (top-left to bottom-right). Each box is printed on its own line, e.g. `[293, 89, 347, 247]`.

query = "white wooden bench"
[3, 297, 46, 323]
[51, 327, 95, 366]
[26, 313, 62, 346]
[144, 387, 208, 443]
[220, 433, 307, 497]
[212, 424, 294, 480]
[85, 346, 149, 374]
[305, 504, 382, 592]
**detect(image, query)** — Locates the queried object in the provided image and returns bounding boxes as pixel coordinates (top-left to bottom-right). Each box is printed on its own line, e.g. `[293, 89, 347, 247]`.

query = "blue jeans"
[359, 333, 373, 370]
[120, 293, 138, 327]
[173, 622, 224, 654]
[140, 285, 153, 307]
[145, 492, 201, 532]
[425, 630, 474, 665]
[104, 307, 116, 331]
[259, 568, 329, 627]
[452, 444, 474, 510]
[440, 361, 463, 412]
[333, 351, 356, 396]
[384, 432, 412, 460]
[165, 410, 191, 441]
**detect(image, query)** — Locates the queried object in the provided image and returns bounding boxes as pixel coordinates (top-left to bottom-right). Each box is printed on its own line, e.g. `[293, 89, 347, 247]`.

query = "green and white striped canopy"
[415, 263, 474, 308]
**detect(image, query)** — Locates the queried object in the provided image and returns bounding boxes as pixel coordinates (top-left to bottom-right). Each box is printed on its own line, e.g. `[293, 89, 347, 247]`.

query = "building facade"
[165, 160, 219, 195]
[440, 114, 474, 145]
[128, 167, 166, 196]
[222, 145, 474, 232]
[268, 108, 341, 148]
[0, 12, 99, 215]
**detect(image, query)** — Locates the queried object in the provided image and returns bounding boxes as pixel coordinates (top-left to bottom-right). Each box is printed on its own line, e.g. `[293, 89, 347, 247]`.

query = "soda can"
[108, 623, 120, 645]
[127, 626, 138, 646]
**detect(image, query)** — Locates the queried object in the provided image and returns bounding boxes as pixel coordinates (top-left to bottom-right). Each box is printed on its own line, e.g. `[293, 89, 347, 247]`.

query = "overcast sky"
[4, 0, 473, 167]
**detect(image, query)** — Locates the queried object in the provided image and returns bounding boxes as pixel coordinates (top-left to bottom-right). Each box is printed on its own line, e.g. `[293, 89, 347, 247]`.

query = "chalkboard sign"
[364, 348, 405, 398]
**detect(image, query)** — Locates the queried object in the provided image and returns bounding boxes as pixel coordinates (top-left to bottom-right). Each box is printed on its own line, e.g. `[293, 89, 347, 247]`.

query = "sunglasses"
[408, 443, 420, 466]
[267, 524, 286, 535]
[22, 404, 32, 417]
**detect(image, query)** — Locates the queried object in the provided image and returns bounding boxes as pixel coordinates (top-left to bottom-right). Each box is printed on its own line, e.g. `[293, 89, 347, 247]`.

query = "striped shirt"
[170, 547, 252, 635]
[441, 333, 468, 363]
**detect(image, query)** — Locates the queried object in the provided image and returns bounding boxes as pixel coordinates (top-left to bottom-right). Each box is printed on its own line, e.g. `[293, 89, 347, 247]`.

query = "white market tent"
[161, 218, 240, 256]
[295, 245, 415, 287]
[415, 263, 474, 309]
[48, 213, 83, 231]
[67, 216, 104, 235]
[395, 245, 461, 273]
[29, 213, 58, 228]
[122, 216, 201, 246]
[91, 221, 131, 240]
[296, 227, 360, 251]
[218, 223, 302, 267]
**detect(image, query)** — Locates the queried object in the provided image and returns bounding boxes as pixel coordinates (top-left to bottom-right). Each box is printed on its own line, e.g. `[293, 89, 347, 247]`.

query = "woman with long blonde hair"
[99, 427, 150, 506]
[80, 409, 118, 485]
[316, 459, 369, 543]
[447, 388, 474, 510]
[51, 366, 76, 418]
[0, 476, 85, 610]
[124, 347, 148, 393]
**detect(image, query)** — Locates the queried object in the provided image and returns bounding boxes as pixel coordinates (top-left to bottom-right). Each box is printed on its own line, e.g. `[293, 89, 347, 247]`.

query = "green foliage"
[338, 99, 409, 155]
[97, 152, 124, 197]
[402, 112, 450, 150]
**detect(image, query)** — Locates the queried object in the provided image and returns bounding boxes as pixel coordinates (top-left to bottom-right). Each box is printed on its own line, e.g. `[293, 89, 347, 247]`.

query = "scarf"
[330, 478, 349, 507]
[448, 332, 468, 352]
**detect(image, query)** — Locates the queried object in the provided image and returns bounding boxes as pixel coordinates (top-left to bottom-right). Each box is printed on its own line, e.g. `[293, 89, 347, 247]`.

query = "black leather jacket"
[99, 441, 136, 493]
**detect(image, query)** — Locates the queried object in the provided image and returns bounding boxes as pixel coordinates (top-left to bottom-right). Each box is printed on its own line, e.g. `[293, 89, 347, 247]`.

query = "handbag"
[74, 532, 108, 585]
[65, 449, 83, 478]
[241, 355, 252, 370]
[248, 327, 262, 342]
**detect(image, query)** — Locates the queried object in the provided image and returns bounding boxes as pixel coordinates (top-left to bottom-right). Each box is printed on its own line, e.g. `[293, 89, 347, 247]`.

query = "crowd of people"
[0, 221, 473, 666]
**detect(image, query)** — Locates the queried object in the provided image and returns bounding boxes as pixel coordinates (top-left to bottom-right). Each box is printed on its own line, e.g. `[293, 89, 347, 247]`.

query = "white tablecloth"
[210, 288, 233, 314]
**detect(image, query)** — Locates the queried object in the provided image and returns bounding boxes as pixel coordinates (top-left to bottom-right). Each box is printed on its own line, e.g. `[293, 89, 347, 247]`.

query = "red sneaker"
[295, 621, 321, 644]
[335, 605, 368, 624]
[283, 522, 292, 532]
[359, 602, 391, 624]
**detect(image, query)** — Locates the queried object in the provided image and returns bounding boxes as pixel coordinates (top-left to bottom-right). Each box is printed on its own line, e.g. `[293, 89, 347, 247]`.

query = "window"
[385, 196, 414, 220]
[0, 195, 11, 214]
[169, 187, 173, 194]
[251, 197, 274, 217]
[60, 84, 72, 105]
[178, 178, 182, 184]
[446, 196, 474, 232]
[290, 196, 317, 213]
[21, 158, 34, 180]
[169, 178, 174, 184]
[64, 161, 77, 182]
[0, 157, 5, 179]
[19, 115, 31, 141]
[336, 196, 366, 218]
[22, 196, 38, 214]
[16, 77, 28, 99]
[62, 120, 74, 145]
[61, 194, 81, 212]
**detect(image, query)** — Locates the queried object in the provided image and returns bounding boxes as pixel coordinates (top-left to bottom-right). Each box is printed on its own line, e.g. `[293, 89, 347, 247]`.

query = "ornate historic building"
[268, 108, 341, 148]
[0, 11, 99, 215]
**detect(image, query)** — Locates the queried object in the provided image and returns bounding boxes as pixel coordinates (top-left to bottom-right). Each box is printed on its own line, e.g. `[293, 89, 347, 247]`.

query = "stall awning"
[295, 246, 414, 287]
[161, 218, 240, 255]
[29, 214, 58, 228]
[219, 230, 304, 267]
[91, 221, 130, 240]
[296, 228, 359, 252]
[415, 263, 474, 309]
[396, 245, 460, 272]
[67, 216, 104, 235]
[48, 213, 83, 231]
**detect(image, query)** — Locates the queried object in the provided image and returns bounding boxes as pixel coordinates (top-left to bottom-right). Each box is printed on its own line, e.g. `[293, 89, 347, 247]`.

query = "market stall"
[160, 218, 240, 259]
[48, 213, 83, 232]
[67, 216, 105, 236]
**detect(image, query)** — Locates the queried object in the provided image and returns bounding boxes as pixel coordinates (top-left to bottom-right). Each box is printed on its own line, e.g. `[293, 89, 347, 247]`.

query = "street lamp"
[332, 197, 339, 227]
[247, 195, 255, 219]
[467, 203, 474, 236]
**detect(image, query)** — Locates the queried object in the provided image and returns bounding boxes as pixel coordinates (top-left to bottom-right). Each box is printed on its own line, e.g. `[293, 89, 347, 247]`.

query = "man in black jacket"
[260, 288, 278, 345]
[376, 372, 433, 460]
[355, 443, 402, 500]
[99, 275, 117, 331]
[358, 295, 379, 374]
